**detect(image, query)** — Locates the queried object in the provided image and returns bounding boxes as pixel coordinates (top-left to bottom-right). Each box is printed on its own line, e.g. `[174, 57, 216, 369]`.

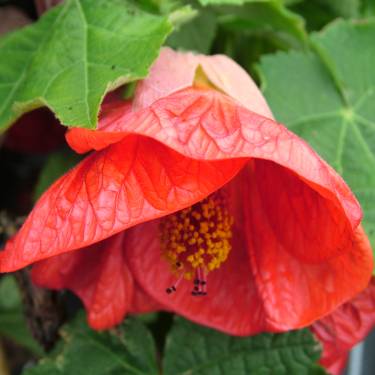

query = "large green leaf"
[199, 0, 307, 49]
[258, 19, 375, 263]
[0, 276, 43, 355]
[0, 0, 172, 132]
[23, 313, 158, 375]
[163, 317, 326, 375]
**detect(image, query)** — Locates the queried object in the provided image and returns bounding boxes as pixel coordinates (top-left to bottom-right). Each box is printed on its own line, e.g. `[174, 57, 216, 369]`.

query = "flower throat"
[160, 192, 233, 296]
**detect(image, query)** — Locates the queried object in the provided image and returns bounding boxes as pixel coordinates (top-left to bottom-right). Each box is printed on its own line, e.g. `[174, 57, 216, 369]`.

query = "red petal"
[241, 162, 373, 329]
[32, 232, 133, 330]
[133, 47, 273, 117]
[67, 47, 274, 155]
[132, 47, 198, 111]
[68, 88, 362, 229]
[311, 279, 375, 375]
[3, 89, 366, 280]
[126, 217, 266, 335]
[130, 282, 164, 314]
[126, 168, 373, 335]
[0, 134, 245, 271]
[66, 97, 133, 154]
[197, 54, 274, 118]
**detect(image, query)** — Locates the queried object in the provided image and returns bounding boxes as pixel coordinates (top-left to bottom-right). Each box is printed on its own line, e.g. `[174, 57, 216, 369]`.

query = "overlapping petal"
[126, 217, 267, 335]
[31, 232, 133, 330]
[0, 48, 372, 336]
[0, 87, 367, 278]
[311, 279, 375, 375]
[126, 167, 373, 335]
[132, 47, 274, 118]
[31, 231, 162, 329]
[67, 88, 361, 230]
[0, 133, 245, 271]
[66, 47, 274, 154]
[242, 162, 372, 330]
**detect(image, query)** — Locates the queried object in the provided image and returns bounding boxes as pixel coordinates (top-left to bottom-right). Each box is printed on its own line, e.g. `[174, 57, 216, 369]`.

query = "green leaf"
[167, 8, 217, 53]
[33, 150, 82, 202]
[0, 0, 172, 132]
[282, 0, 303, 5]
[163, 317, 326, 375]
[314, 0, 360, 18]
[199, 0, 307, 49]
[362, 0, 375, 16]
[199, 0, 249, 4]
[0, 276, 43, 356]
[288, 1, 335, 31]
[23, 313, 158, 375]
[258, 19, 375, 266]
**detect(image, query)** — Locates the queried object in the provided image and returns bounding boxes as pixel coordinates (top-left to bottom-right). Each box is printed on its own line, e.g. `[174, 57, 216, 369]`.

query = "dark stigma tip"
[166, 288, 172, 294]
[194, 279, 200, 285]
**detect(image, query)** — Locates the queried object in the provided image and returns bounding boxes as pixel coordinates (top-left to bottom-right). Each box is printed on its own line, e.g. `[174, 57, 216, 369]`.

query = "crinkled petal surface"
[1, 87, 372, 334]
[0, 88, 367, 272]
[1, 131, 244, 271]
[126, 169, 373, 335]
[31, 231, 161, 329]
[311, 279, 375, 375]
[67, 88, 361, 227]
[67, 46, 273, 154]
[242, 163, 373, 331]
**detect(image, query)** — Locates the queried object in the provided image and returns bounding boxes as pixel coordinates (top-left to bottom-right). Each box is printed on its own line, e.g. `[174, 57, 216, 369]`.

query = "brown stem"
[0, 211, 64, 351]
[14, 270, 64, 352]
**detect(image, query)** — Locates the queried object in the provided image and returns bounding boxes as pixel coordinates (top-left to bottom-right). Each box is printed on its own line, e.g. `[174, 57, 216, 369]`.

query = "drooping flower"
[0, 48, 373, 334]
[311, 278, 375, 375]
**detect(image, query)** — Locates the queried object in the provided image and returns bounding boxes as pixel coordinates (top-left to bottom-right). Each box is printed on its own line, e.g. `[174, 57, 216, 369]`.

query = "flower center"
[160, 191, 233, 296]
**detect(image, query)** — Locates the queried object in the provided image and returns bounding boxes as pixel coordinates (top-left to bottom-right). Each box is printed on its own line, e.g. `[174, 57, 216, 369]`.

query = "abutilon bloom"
[0, 48, 373, 336]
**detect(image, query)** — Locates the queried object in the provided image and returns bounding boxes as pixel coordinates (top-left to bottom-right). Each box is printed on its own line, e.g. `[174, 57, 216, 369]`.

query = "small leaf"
[163, 317, 326, 375]
[23, 313, 158, 375]
[258, 19, 375, 267]
[199, 0, 307, 49]
[0, 0, 172, 132]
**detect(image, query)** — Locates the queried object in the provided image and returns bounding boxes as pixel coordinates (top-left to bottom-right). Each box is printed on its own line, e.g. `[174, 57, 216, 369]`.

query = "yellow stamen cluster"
[160, 192, 234, 280]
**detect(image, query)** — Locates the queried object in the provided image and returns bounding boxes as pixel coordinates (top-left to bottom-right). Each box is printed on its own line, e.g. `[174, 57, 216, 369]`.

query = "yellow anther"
[159, 191, 233, 280]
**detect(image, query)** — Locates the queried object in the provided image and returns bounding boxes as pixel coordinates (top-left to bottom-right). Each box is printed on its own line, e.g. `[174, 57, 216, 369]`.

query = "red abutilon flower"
[311, 278, 375, 375]
[0, 48, 373, 334]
